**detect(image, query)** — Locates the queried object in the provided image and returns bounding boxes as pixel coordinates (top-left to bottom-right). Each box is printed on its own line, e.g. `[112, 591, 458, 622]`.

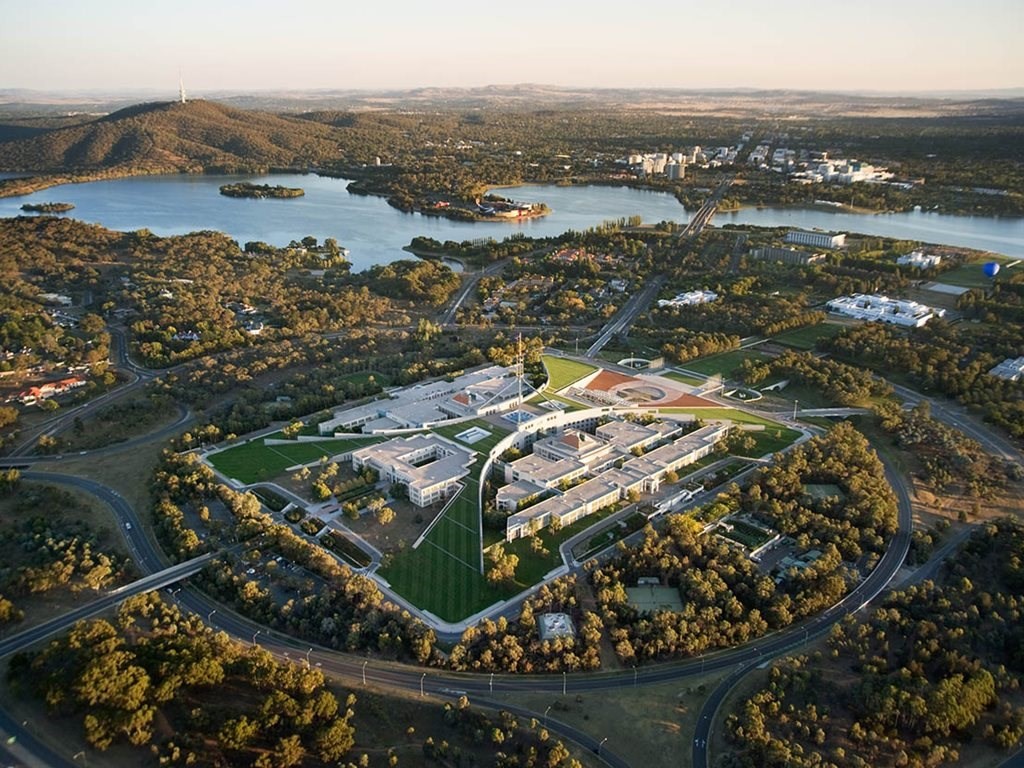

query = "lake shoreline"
[3, 168, 1020, 221]
[1, 172, 1021, 265]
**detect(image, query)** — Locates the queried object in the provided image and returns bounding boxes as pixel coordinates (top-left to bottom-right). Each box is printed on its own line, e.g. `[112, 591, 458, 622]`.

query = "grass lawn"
[747, 426, 803, 454]
[527, 391, 588, 412]
[501, 502, 627, 583]
[683, 349, 771, 378]
[937, 258, 1016, 289]
[380, 419, 513, 621]
[663, 370, 705, 387]
[542, 354, 598, 391]
[208, 435, 386, 484]
[771, 322, 845, 350]
[658, 406, 786, 429]
[432, 419, 510, 456]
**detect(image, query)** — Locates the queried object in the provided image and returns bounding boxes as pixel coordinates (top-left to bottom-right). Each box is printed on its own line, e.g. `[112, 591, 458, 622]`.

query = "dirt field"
[500, 671, 728, 768]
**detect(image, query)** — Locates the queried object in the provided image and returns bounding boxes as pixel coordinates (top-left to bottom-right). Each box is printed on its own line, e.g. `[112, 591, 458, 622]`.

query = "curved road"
[692, 455, 914, 767]
[4, 348, 1018, 765]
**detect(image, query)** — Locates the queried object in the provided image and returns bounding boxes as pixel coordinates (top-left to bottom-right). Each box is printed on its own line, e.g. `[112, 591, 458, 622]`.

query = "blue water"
[1, 173, 1021, 269]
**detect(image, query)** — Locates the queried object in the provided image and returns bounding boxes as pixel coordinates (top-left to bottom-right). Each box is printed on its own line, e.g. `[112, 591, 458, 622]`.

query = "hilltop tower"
[179, 73, 187, 104]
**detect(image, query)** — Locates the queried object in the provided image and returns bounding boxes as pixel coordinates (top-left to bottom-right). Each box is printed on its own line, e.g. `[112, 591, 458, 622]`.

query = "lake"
[0, 174, 689, 272]
[1, 173, 1021, 269]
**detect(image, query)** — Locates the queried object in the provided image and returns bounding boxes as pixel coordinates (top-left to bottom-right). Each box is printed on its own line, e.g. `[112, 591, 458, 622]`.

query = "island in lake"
[20, 202, 75, 213]
[219, 182, 305, 199]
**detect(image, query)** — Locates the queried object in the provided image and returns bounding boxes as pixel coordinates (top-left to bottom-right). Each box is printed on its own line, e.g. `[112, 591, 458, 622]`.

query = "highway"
[6, 327, 182, 458]
[438, 258, 516, 327]
[584, 177, 734, 358]
[889, 381, 1024, 464]
[2, 305, 1021, 765]
[585, 275, 665, 357]
[0, 553, 215, 660]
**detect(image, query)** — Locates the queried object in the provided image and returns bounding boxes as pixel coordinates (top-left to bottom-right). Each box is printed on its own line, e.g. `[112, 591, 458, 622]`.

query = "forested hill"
[0, 100, 341, 174]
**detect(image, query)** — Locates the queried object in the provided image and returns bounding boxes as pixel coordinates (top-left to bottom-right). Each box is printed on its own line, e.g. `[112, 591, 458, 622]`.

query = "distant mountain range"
[0, 99, 340, 173]
[0, 84, 1021, 118]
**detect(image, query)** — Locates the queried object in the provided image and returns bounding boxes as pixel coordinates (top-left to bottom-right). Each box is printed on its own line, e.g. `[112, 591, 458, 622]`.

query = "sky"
[1, 0, 1021, 93]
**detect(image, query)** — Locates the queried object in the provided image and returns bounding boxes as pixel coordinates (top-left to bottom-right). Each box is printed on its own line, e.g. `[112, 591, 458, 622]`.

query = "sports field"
[380, 419, 513, 621]
[542, 354, 598, 391]
[207, 435, 385, 484]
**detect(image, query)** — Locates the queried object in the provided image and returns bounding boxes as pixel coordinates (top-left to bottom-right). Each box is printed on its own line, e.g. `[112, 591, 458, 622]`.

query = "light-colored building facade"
[657, 290, 719, 308]
[319, 365, 521, 434]
[826, 294, 945, 328]
[351, 434, 475, 507]
[504, 422, 728, 540]
[750, 247, 827, 266]
[785, 230, 846, 249]
[989, 356, 1024, 381]
[896, 250, 942, 269]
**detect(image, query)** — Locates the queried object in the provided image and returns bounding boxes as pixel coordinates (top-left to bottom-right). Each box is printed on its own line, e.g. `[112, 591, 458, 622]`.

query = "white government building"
[989, 356, 1024, 382]
[826, 294, 945, 328]
[784, 229, 847, 249]
[318, 365, 522, 434]
[896, 250, 942, 269]
[502, 422, 728, 541]
[350, 434, 476, 507]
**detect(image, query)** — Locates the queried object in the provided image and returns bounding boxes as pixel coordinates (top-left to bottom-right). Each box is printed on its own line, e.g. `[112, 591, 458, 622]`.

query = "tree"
[486, 545, 519, 586]
[376, 506, 396, 525]
[0, 406, 17, 430]
[0, 468, 20, 495]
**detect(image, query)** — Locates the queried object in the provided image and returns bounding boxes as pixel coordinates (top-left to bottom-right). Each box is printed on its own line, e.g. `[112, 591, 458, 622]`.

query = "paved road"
[0, 403, 193, 470]
[584, 177, 734, 359]
[438, 259, 510, 326]
[692, 453, 915, 767]
[585, 275, 665, 357]
[0, 553, 214, 659]
[889, 381, 1024, 464]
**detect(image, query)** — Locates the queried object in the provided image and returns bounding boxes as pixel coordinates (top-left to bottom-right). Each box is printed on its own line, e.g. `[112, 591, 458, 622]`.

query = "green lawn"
[746, 426, 803, 455]
[380, 419, 513, 621]
[501, 502, 627, 584]
[208, 436, 386, 484]
[771, 322, 845, 350]
[527, 391, 588, 412]
[432, 419, 510, 456]
[663, 370, 705, 387]
[937, 258, 1015, 289]
[658, 406, 786, 429]
[683, 349, 771, 378]
[542, 354, 598, 391]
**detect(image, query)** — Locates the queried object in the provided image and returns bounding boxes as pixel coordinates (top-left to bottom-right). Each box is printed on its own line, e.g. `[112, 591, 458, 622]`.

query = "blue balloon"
[983, 262, 1001, 278]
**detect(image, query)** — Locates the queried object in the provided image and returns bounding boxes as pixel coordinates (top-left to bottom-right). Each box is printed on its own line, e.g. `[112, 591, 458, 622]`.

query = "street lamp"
[544, 705, 551, 726]
[489, 672, 494, 694]
[420, 672, 426, 697]
[252, 630, 261, 646]
[562, 671, 566, 696]
[362, 660, 368, 686]
[632, 665, 637, 687]
[207, 609, 216, 625]
[306, 647, 313, 668]
[73, 752, 87, 766]
[598, 737, 608, 755]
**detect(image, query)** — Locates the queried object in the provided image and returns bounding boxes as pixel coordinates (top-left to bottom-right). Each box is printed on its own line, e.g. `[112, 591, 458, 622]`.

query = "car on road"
[125, 522, 132, 530]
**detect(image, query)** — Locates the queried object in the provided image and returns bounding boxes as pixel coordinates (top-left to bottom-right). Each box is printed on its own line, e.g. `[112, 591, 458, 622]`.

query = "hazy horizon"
[2, 0, 1021, 93]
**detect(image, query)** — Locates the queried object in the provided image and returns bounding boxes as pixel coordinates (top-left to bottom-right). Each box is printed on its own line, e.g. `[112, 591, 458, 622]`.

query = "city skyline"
[1, 0, 1021, 93]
